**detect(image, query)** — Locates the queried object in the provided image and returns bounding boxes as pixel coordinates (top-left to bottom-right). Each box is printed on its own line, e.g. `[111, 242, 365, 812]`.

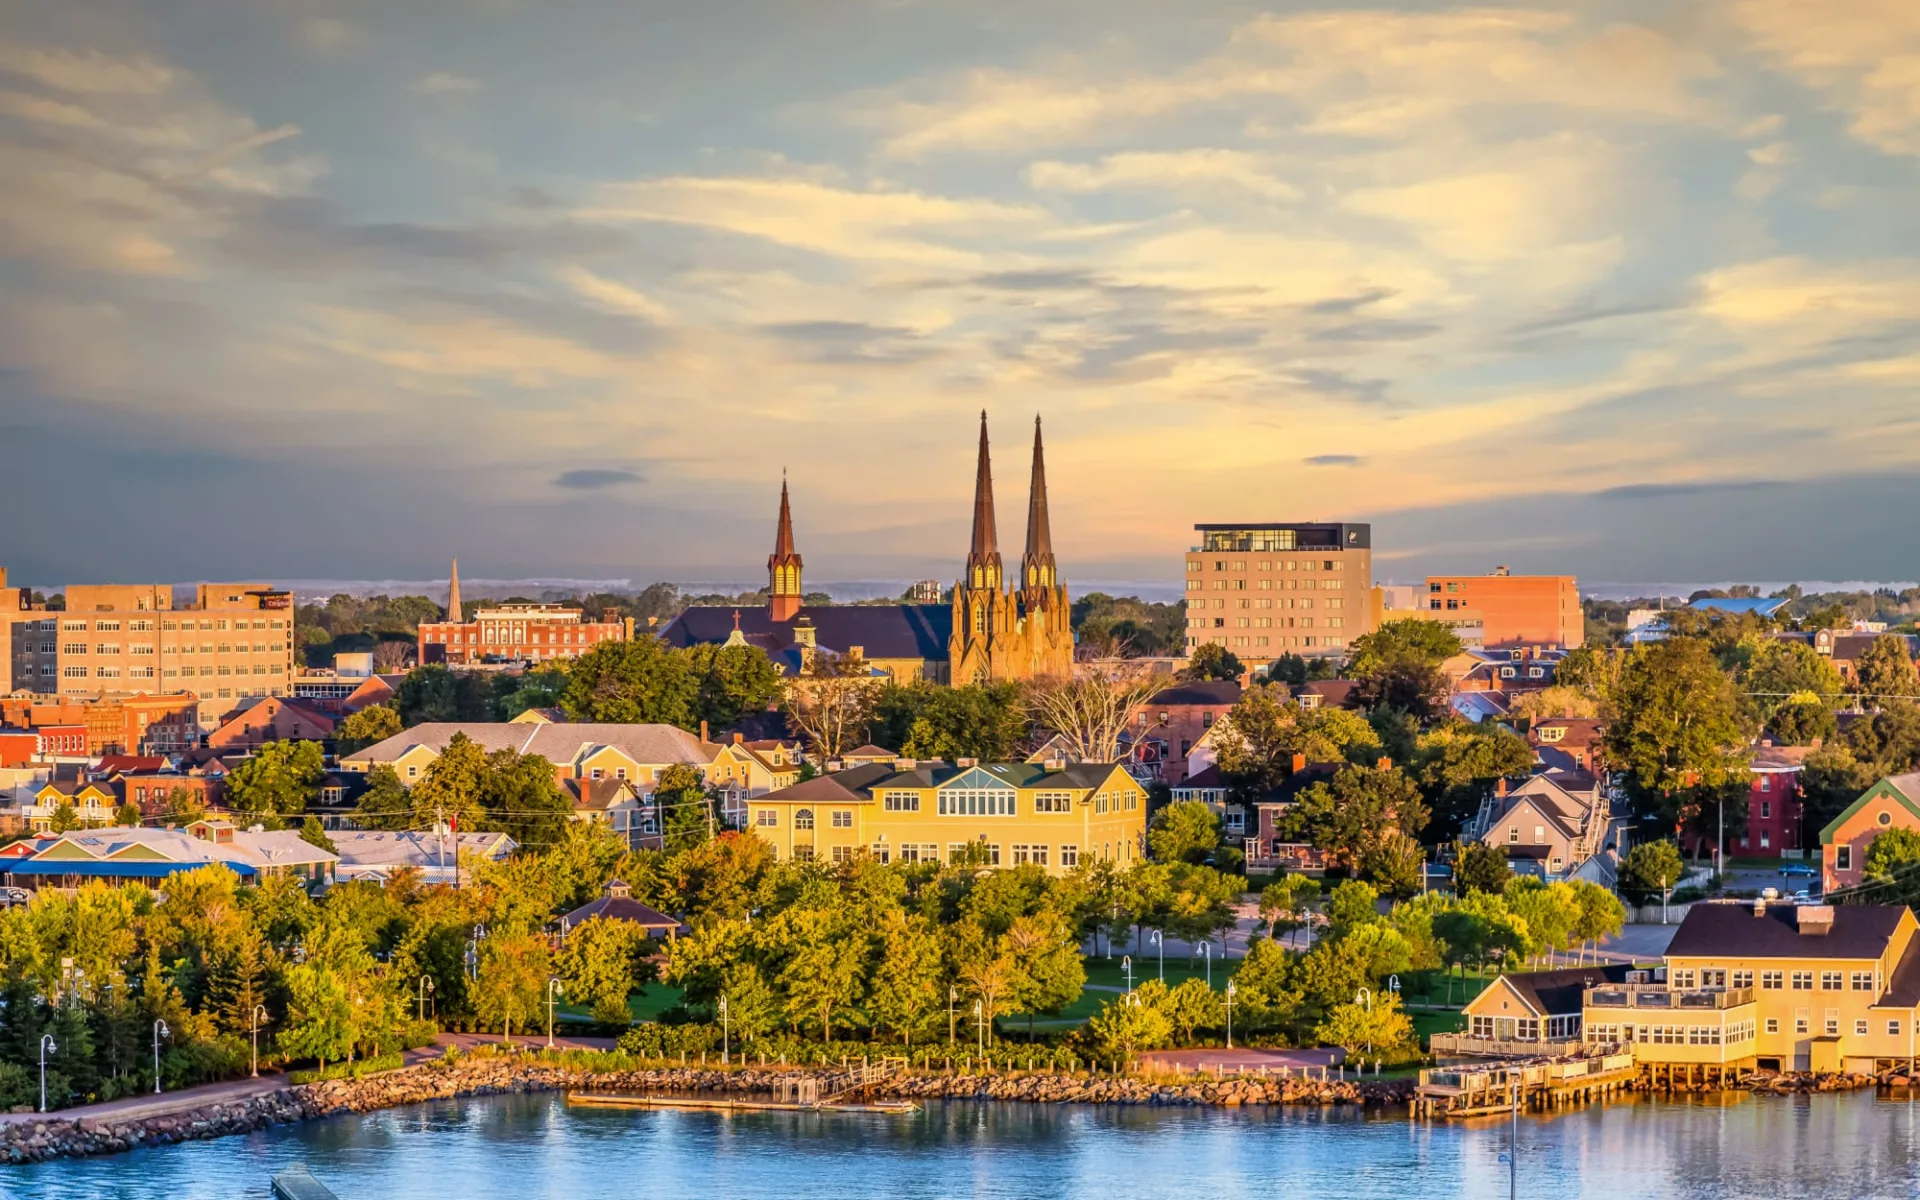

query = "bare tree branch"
[780, 651, 882, 762]
[1024, 663, 1167, 763]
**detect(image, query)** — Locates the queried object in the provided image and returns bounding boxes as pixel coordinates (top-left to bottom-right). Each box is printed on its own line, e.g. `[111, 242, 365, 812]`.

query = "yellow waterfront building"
[745, 759, 1147, 873]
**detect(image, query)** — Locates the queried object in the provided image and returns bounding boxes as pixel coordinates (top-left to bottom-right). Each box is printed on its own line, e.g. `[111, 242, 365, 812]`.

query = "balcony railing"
[1244, 841, 1328, 872]
[1585, 985, 1754, 1010]
[1430, 1034, 1584, 1060]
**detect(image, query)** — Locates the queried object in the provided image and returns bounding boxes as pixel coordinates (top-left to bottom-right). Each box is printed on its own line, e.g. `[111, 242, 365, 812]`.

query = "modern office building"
[1183, 523, 1373, 658]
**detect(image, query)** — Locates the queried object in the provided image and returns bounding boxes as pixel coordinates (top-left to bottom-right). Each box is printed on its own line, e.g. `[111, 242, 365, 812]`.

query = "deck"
[1412, 1051, 1638, 1118]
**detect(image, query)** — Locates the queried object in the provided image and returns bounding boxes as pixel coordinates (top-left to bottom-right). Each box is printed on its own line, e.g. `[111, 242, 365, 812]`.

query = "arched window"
[795, 809, 815, 830]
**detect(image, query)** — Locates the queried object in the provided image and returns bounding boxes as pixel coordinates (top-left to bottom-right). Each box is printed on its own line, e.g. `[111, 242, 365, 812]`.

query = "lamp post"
[974, 999, 985, 1056]
[419, 974, 436, 1022]
[1148, 929, 1163, 983]
[152, 1019, 170, 1094]
[719, 996, 731, 1065]
[1199, 942, 1211, 988]
[38, 1034, 55, 1113]
[546, 978, 563, 1049]
[1109, 903, 1118, 959]
[1121, 954, 1133, 995]
[250, 1004, 268, 1078]
[949, 985, 958, 1046]
[1225, 980, 1237, 1050]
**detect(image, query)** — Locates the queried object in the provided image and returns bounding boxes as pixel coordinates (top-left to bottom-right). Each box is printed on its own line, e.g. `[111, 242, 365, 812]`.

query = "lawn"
[1005, 954, 1245, 1031]
[557, 983, 685, 1026]
[1410, 1009, 1466, 1042]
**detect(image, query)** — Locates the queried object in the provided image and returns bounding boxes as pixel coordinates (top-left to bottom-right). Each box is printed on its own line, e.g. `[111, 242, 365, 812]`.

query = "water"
[4, 1092, 1920, 1199]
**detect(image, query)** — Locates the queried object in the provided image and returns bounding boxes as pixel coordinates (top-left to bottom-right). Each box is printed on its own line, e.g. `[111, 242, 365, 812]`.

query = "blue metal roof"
[3, 858, 258, 879]
[1688, 597, 1788, 617]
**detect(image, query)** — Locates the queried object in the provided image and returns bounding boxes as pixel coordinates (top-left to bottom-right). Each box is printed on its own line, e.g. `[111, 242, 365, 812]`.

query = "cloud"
[411, 72, 482, 96]
[1027, 150, 1301, 200]
[1304, 454, 1365, 466]
[554, 467, 644, 489]
[1730, 0, 1920, 155]
[1593, 479, 1780, 501]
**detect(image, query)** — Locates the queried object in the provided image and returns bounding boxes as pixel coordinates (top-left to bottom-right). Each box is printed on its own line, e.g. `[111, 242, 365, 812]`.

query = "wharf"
[271, 1165, 341, 1200]
[1412, 1052, 1638, 1118]
[565, 1093, 919, 1115]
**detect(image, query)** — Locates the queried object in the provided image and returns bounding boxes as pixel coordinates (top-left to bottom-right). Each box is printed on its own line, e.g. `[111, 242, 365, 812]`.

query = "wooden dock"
[564, 1092, 919, 1116]
[1412, 1052, 1638, 1118]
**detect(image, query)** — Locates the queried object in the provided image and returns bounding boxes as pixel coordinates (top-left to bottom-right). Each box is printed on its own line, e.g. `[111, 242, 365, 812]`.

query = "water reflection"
[2, 1092, 1919, 1199]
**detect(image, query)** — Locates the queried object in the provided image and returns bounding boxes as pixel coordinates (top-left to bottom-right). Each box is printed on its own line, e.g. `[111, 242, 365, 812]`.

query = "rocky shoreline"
[0, 1055, 1410, 1165]
[10, 1055, 1908, 1166]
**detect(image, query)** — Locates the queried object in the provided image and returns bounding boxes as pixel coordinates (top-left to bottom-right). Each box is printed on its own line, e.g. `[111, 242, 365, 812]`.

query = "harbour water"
[3, 1091, 1919, 1199]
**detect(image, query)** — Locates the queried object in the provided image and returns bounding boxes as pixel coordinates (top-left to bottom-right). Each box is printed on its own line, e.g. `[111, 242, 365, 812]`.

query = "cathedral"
[656, 413, 1074, 684]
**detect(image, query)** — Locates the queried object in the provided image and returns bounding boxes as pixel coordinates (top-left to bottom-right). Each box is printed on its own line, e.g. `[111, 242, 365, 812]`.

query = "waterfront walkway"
[1141, 1047, 1345, 1074]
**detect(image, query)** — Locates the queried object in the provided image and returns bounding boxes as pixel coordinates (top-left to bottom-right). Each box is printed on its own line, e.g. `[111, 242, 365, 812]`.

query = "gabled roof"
[342, 722, 715, 770]
[1500, 964, 1631, 1017]
[1819, 772, 1920, 843]
[1174, 764, 1225, 792]
[328, 829, 516, 868]
[1666, 902, 1908, 960]
[656, 604, 954, 662]
[842, 744, 899, 760]
[1144, 681, 1241, 707]
[760, 765, 893, 803]
[566, 778, 644, 811]
[1293, 680, 1358, 706]
[562, 893, 681, 934]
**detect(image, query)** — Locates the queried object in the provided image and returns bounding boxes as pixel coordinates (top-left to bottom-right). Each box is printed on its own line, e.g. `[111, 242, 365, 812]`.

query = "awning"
[2, 859, 259, 879]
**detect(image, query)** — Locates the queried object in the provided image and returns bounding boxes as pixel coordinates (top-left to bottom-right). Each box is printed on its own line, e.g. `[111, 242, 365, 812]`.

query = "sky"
[2, 0, 1919, 590]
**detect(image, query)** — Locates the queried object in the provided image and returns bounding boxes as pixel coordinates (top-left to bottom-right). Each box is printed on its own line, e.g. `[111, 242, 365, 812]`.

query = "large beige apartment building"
[7, 577, 295, 723]
[1184, 523, 1374, 659]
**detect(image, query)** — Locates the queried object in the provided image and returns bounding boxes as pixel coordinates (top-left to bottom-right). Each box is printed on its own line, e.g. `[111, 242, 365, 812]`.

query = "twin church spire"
[765, 413, 1071, 681]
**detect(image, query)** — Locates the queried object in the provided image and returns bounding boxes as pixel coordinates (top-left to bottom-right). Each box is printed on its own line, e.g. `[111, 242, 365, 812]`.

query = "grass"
[1410, 1010, 1466, 1042]
[557, 984, 685, 1026]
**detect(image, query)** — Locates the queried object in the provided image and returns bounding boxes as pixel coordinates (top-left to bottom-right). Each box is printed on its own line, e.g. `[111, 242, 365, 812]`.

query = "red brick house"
[1742, 743, 1810, 855]
[207, 696, 337, 751]
[1128, 681, 1240, 785]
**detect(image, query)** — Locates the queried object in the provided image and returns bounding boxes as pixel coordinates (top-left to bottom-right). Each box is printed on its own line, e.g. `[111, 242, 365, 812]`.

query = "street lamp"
[419, 974, 436, 1022]
[546, 978, 564, 1049]
[1121, 954, 1134, 995]
[1198, 942, 1211, 988]
[1225, 980, 1237, 1050]
[1148, 929, 1163, 982]
[949, 985, 958, 1046]
[153, 1019, 170, 1094]
[974, 999, 985, 1056]
[38, 1034, 55, 1113]
[250, 1004, 268, 1078]
[1355, 987, 1373, 1058]
[719, 996, 731, 1065]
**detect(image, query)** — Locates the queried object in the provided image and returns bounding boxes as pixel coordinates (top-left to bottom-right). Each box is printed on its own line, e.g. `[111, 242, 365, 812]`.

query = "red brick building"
[1128, 681, 1240, 784]
[1742, 743, 1810, 855]
[419, 603, 628, 665]
[207, 696, 338, 751]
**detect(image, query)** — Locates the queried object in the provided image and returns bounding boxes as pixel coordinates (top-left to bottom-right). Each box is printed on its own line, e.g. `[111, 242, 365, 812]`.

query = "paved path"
[0, 1074, 289, 1126]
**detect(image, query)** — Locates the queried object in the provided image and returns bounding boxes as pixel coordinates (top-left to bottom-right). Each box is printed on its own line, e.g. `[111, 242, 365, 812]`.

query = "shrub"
[288, 1052, 406, 1085]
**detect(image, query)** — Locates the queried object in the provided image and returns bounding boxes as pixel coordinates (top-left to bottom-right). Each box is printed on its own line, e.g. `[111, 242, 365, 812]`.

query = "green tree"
[1259, 874, 1320, 937]
[1315, 991, 1415, 1059]
[1268, 653, 1310, 687]
[867, 912, 946, 1047]
[112, 803, 142, 827]
[1086, 990, 1172, 1060]
[480, 749, 575, 848]
[1453, 840, 1513, 896]
[1414, 721, 1533, 837]
[1003, 911, 1085, 1037]
[1566, 880, 1626, 963]
[407, 733, 490, 830]
[225, 740, 326, 823]
[686, 644, 784, 730]
[1346, 620, 1462, 722]
[779, 919, 866, 1042]
[554, 917, 652, 1025]
[657, 764, 718, 851]
[49, 802, 80, 833]
[299, 816, 337, 854]
[475, 932, 551, 1043]
[394, 665, 496, 725]
[1604, 639, 1751, 825]
[280, 961, 353, 1070]
[335, 705, 403, 754]
[1286, 765, 1430, 885]
[162, 786, 209, 825]
[1742, 640, 1845, 726]
[496, 666, 571, 722]
[1430, 909, 1490, 1003]
[1147, 800, 1221, 864]
[1183, 643, 1244, 682]
[561, 640, 699, 728]
[1325, 879, 1382, 938]
[1619, 840, 1687, 908]
[1856, 635, 1920, 706]
[352, 766, 414, 832]
[1550, 645, 1624, 703]
[1159, 977, 1226, 1044]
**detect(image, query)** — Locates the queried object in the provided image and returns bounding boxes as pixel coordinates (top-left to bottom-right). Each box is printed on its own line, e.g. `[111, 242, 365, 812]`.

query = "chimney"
[1377, 756, 1392, 771]
[700, 720, 710, 743]
[1796, 905, 1835, 935]
[733, 732, 744, 744]
[1496, 778, 1508, 797]
[956, 757, 977, 768]
[1291, 753, 1307, 774]
[1753, 895, 1767, 918]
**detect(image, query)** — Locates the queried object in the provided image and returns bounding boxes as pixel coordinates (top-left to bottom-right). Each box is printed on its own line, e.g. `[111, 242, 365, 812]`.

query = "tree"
[1315, 992, 1415, 1059]
[1325, 879, 1382, 938]
[480, 749, 575, 848]
[1742, 640, 1845, 726]
[687, 643, 783, 731]
[1856, 635, 1920, 706]
[335, 705, 403, 754]
[1259, 874, 1320, 938]
[889, 683, 1026, 763]
[394, 665, 496, 726]
[1566, 880, 1626, 964]
[1086, 990, 1172, 1060]
[280, 961, 353, 1070]
[554, 917, 652, 1025]
[657, 764, 718, 851]
[867, 912, 946, 1046]
[112, 803, 142, 827]
[1548, 645, 1623, 702]
[1024, 665, 1165, 762]
[1287, 765, 1430, 882]
[1159, 977, 1225, 1045]
[1431, 910, 1489, 1003]
[299, 816, 337, 854]
[352, 766, 414, 832]
[1603, 639, 1750, 825]
[779, 919, 866, 1042]
[1213, 687, 1382, 804]
[1414, 721, 1533, 838]
[1619, 840, 1687, 908]
[497, 666, 571, 722]
[780, 651, 881, 762]
[1148, 801, 1220, 864]
[1346, 620, 1462, 721]
[1183, 643, 1243, 682]
[1506, 687, 1600, 723]
[48, 802, 80, 833]
[475, 932, 551, 1043]
[225, 740, 326, 823]
[162, 786, 209, 825]
[1003, 911, 1085, 1037]
[407, 733, 490, 831]
[1453, 840, 1513, 896]
[562, 640, 699, 728]
[1268, 653, 1310, 687]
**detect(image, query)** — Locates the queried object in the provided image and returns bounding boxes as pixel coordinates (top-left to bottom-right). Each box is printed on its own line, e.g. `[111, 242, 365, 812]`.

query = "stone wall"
[0, 1055, 1412, 1165]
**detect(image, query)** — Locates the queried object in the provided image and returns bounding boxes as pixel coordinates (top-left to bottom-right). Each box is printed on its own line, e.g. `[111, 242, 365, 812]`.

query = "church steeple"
[446, 558, 463, 622]
[1021, 415, 1057, 594]
[964, 410, 1002, 590]
[768, 474, 803, 623]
